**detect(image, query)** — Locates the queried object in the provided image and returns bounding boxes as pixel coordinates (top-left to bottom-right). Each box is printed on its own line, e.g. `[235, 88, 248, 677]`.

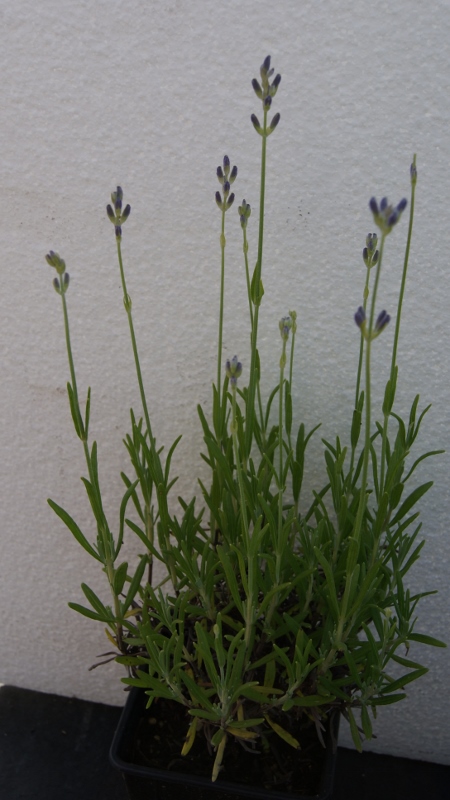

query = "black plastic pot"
[110, 688, 339, 800]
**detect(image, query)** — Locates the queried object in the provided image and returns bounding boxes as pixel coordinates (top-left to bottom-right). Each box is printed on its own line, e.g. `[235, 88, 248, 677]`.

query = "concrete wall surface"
[0, 0, 449, 765]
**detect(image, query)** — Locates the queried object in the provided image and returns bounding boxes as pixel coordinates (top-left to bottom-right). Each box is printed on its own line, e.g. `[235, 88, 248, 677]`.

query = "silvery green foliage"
[46, 57, 445, 783]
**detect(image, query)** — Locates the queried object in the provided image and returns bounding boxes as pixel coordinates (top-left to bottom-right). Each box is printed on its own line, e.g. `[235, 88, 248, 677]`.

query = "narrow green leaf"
[391, 482, 433, 525]
[408, 633, 447, 648]
[314, 548, 340, 622]
[347, 707, 362, 752]
[68, 602, 111, 622]
[81, 583, 112, 618]
[403, 450, 445, 483]
[164, 435, 182, 484]
[116, 479, 140, 557]
[350, 408, 362, 449]
[47, 499, 102, 562]
[381, 667, 428, 694]
[289, 694, 336, 707]
[285, 384, 292, 437]
[123, 554, 149, 614]
[371, 693, 406, 705]
[113, 561, 129, 596]
[66, 381, 84, 439]
[84, 386, 91, 438]
[361, 705, 373, 739]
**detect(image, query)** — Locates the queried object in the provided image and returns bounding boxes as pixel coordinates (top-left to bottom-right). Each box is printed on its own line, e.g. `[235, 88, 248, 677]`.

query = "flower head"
[238, 199, 251, 229]
[46, 251, 70, 293]
[362, 233, 379, 268]
[225, 355, 243, 388]
[216, 157, 237, 212]
[106, 186, 131, 239]
[279, 315, 293, 341]
[369, 196, 407, 235]
[251, 56, 281, 136]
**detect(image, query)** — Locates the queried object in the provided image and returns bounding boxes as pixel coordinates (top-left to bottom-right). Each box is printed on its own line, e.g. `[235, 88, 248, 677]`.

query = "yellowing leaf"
[264, 715, 300, 749]
[226, 727, 259, 740]
[104, 628, 118, 649]
[181, 717, 197, 757]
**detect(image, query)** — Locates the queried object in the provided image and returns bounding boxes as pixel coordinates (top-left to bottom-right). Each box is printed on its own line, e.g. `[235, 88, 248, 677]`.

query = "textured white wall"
[0, 0, 449, 765]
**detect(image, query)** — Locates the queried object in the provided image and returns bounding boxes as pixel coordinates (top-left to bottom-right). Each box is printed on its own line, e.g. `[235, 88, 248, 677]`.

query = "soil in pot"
[113, 689, 339, 799]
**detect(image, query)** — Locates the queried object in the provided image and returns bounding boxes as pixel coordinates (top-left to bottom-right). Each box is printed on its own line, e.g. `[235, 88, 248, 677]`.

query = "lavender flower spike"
[225, 355, 243, 387]
[370, 195, 408, 235]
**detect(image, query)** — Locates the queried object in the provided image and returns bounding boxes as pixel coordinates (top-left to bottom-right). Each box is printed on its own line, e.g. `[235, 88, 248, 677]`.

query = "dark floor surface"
[0, 684, 448, 800]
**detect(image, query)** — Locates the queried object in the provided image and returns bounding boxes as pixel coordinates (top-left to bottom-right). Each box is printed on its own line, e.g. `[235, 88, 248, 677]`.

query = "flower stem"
[245, 108, 268, 457]
[379, 158, 417, 497]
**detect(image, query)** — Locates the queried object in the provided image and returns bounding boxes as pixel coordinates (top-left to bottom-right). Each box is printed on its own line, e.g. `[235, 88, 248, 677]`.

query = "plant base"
[110, 688, 339, 800]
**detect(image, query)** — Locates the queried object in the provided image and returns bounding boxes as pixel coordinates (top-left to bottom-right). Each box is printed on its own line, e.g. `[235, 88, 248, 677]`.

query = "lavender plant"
[46, 56, 445, 782]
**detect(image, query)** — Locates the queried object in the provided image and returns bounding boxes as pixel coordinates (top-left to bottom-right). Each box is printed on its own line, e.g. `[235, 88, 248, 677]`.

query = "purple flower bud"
[375, 309, 390, 332]
[106, 204, 115, 221]
[363, 246, 369, 265]
[366, 233, 377, 251]
[261, 55, 271, 74]
[230, 165, 238, 183]
[122, 204, 131, 221]
[387, 210, 398, 227]
[116, 186, 123, 200]
[223, 181, 230, 195]
[252, 78, 262, 98]
[215, 191, 222, 209]
[269, 112, 280, 132]
[217, 166, 224, 182]
[227, 193, 235, 208]
[272, 73, 281, 88]
[264, 95, 272, 109]
[115, 225, 122, 238]
[397, 198, 407, 213]
[115, 197, 122, 212]
[355, 306, 366, 328]
[369, 198, 379, 215]
[53, 277, 60, 293]
[251, 113, 262, 132]
[380, 197, 388, 211]
[223, 155, 230, 173]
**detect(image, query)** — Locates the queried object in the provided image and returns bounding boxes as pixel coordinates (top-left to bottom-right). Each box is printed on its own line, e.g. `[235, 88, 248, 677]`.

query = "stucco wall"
[0, 0, 449, 764]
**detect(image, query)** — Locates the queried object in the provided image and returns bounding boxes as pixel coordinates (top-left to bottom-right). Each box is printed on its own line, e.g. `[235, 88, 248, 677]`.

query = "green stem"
[231, 388, 252, 647]
[348, 267, 371, 487]
[379, 159, 416, 497]
[60, 287, 123, 648]
[242, 225, 254, 330]
[277, 342, 287, 579]
[217, 207, 227, 400]
[245, 109, 268, 457]
[115, 237, 176, 590]
[351, 234, 385, 553]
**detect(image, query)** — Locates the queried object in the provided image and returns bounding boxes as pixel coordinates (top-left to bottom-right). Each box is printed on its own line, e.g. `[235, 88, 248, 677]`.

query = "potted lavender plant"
[45, 56, 445, 799]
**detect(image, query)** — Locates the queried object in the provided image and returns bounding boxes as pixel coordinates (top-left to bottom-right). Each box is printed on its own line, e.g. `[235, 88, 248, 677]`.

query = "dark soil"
[129, 695, 335, 797]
